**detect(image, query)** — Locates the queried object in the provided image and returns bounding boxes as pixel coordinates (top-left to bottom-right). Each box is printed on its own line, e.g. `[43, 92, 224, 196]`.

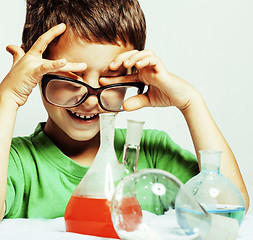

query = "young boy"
[0, 0, 249, 220]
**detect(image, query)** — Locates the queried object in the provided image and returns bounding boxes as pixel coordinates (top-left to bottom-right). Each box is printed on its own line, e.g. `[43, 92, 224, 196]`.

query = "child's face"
[43, 31, 134, 142]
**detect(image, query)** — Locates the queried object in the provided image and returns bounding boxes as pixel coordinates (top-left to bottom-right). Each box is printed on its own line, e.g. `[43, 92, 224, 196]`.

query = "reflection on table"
[0, 214, 252, 240]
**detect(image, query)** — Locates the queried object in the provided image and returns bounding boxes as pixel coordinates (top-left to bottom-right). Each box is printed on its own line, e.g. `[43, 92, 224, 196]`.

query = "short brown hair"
[22, 0, 146, 53]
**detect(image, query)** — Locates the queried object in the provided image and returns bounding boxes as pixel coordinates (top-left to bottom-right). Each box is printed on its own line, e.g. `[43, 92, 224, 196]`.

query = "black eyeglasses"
[41, 74, 145, 112]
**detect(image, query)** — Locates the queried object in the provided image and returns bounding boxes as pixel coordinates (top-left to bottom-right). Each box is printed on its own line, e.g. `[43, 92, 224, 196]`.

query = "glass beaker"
[184, 150, 245, 225]
[64, 113, 125, 239]
[121, 119, 144, 174]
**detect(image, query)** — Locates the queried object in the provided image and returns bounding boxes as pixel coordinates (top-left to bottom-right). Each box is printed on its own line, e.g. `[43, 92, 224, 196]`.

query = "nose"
[78, 74, 102, 109]
[80, 95, 100, 109]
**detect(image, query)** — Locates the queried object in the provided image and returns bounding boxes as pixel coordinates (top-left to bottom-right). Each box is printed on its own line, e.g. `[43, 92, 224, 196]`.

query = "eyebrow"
[51, 72, 82, 81]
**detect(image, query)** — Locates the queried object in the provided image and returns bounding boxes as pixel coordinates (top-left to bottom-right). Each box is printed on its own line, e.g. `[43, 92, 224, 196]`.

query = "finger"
[6, 45, 25, 65]
[109, 50, 139, 70]
[33, 59, 67, 77]
[99, 73, 138, 85]
[123, 50, 155, 68]
[123, 94, 150, 111]
[28, 23, 66, 56]
[135, 56, 158, 70]
[34, 60, 87, 77]
[54, 62, 87, 73]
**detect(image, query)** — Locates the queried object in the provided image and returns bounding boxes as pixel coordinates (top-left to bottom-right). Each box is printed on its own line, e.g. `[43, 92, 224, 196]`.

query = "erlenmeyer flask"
[121, 119, 144, 174]
[64, 113, 125, 239]
[184, 150, 245, 225]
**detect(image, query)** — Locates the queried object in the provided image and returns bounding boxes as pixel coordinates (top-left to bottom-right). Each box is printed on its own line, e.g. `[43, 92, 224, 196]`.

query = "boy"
[0, 0, 249, 220]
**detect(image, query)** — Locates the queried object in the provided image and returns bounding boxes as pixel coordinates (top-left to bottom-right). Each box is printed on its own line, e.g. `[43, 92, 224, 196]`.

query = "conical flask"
[184, 150, 245, 225]
[65, 113, 125, 239]
[122, 119, 144, 174]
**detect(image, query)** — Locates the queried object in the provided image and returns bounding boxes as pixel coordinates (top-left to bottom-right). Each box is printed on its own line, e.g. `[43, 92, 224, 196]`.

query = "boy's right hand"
[0, 23, 87, 109]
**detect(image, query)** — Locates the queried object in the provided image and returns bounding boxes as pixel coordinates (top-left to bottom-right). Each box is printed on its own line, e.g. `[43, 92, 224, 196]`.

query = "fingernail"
[6, 46, 13, 54]
[110, 61, 115, 68]
[59, 23, 66, 28]
[78, 63, 87, 67]
[58, 59, 66, 64]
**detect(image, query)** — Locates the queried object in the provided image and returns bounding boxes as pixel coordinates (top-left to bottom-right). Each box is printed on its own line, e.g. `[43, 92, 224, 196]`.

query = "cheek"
[41, 98, 62, 119]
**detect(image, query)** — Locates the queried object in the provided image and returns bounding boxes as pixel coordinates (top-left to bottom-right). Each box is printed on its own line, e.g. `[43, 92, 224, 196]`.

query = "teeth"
[70, 111, 97, 120]
[86, 114, 94, 119]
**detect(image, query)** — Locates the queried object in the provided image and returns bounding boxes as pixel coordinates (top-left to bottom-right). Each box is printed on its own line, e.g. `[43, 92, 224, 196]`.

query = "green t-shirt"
[5, 123, 198, 219]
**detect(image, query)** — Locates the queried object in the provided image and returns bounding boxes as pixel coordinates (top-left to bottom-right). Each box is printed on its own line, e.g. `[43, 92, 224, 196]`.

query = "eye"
[72, 72, 84, 78]
[105, 71, 127, 77]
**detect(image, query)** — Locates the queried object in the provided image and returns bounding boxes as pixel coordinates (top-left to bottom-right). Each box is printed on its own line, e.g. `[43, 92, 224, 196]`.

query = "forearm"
[105, 49, 250, 211]
[0, 91, 18, 221]
[181, 92, 250, 211]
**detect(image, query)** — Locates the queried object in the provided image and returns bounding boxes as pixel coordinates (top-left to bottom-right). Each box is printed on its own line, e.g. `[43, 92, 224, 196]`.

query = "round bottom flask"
[111, 169, 240, 240]
[184, 150, 245, 225]
[111, 169, 210, 240]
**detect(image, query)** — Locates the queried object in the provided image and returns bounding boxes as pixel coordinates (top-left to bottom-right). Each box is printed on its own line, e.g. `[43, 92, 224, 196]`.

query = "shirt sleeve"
[139, 129, 199, 184]
[5, 147, 25, 218]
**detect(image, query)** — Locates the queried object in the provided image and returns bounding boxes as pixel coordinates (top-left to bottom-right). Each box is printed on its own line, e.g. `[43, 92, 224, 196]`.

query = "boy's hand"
[101, 50, 199, 111]
[1, 24, 87, 109]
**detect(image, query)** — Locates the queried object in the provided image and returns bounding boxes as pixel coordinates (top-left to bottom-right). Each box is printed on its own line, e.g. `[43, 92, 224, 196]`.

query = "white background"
[0, 0, 252, 213]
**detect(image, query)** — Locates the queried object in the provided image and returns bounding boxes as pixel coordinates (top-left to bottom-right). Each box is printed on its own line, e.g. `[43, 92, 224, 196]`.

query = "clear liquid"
[205, 205, 245, 224]
[176, 204, 245, 236]
[176, 207, 210, 236]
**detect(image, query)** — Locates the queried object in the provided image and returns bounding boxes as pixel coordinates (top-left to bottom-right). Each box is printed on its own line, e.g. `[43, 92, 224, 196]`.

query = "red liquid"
[65, 195, 142, 238]
[117, 196, 143, 232]
[65, 196, 119, 239]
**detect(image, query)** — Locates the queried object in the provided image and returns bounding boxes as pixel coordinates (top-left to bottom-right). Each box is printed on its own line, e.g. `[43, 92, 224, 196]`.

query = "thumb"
[123, 93, 150, 111]
[6, 45, 25, 65]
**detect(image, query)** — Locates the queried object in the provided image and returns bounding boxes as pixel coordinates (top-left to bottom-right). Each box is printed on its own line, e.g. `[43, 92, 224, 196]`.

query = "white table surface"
[0, 215, 252, 240]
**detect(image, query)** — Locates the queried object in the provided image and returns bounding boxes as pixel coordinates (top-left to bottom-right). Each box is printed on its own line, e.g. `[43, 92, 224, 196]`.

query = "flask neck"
[122, 144, 140, 173]
[200, 150, 222, 173]
[121, 119, 144, 174]
[77, 113, 123, 200]
[99, 113, 116, 148]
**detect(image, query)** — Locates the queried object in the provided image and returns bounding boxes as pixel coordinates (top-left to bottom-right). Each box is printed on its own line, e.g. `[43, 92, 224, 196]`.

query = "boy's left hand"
[100, 50, 199, 111]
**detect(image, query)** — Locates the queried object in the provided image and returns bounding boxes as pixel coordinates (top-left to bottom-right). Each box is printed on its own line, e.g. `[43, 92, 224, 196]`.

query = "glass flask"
[64, 113, 125, 239]
[184, 150, 245, 225]
[111, 169, 240, 240]
[121, 119, 144, 174]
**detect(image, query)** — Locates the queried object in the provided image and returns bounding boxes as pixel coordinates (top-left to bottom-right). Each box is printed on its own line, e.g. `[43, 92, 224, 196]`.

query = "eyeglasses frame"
[41, 74, 145, 112]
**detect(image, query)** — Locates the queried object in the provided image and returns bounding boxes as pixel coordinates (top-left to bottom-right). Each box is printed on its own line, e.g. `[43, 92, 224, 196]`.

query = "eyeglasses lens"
[45, 80, 141, 111]
[100, 86, 140, 111]
[46, 80, 88, 107]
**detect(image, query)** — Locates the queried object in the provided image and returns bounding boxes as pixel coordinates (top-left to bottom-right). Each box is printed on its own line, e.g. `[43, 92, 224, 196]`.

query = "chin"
[65, 128, 100, 142]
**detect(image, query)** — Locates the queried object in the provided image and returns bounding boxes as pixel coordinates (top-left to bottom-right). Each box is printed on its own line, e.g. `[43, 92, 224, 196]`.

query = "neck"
[43, 119, 100, 166]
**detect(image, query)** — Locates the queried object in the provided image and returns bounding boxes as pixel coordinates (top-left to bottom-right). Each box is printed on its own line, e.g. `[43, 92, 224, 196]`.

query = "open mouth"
[67, 110, 99, 121]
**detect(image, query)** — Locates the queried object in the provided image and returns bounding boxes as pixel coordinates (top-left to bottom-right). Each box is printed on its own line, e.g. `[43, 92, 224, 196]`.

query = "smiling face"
[42, 31, 134, 142]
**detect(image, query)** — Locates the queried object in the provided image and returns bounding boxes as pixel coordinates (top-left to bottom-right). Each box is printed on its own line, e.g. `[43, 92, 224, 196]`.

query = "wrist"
[180, 90, 205, 116]
[0, 84, 20, 111]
